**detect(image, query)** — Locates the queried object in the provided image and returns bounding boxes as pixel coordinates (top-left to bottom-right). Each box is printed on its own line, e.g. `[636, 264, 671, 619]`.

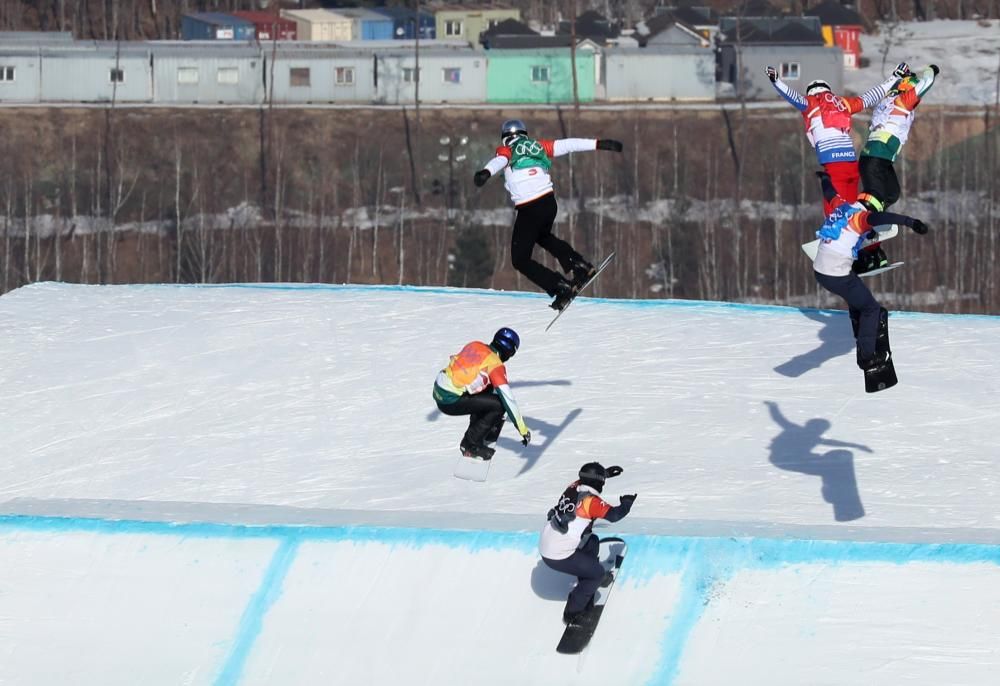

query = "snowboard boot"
[600, 570, 615, 588]
[550, 280, 577, 311]
[460, 437, 495, 461]
[483, 417, 504, 446]
[568, 258, 597, 288]
[562, 608, 585, 625]
[853, 244, 888, 274]
[857, 349, 890, 372]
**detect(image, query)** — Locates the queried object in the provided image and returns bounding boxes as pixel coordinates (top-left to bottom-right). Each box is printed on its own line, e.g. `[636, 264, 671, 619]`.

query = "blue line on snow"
[214, 537, 301, 686]
[27, 280, 1000, 321]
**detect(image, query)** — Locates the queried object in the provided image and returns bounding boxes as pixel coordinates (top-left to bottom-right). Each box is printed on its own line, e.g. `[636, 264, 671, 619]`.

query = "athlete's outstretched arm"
[859, 75, 901, 109]
[865, 211, 929, 234]
[473, 153, 510, 187]
[769, 75, 807, 111]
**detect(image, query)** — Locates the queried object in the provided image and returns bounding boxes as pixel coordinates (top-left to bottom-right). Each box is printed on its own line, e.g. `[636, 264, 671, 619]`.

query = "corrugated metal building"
[280, 9, 353, 41]
[268, 44, 376, 103]
[375, 48, 486, 104]
[604, 47, 715, 101]
[151, 43, 263, 104]
[335, 8, 395, 41]
[40, 43, 153, 102]
[230, 11, 298, 41]
[0, 46, 42, 102]
[370, 6, 436, 40]
[181, 13, 256, 41]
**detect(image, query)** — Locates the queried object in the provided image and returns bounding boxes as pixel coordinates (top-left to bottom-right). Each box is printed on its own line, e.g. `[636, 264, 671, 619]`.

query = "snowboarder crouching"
[539, 462, 636, 624]
[473, 119, 624, 310]
[433, 327, 530, 460]
[813, 172, 928, 371]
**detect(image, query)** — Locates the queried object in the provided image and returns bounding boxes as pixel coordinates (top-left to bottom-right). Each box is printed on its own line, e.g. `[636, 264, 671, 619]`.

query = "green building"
[485, 48, 596, 104]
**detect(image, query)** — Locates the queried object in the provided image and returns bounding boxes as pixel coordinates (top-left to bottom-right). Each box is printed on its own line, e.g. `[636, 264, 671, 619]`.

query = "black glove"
[596, 139, 623, 152]
[606, 465, 624, 478]
[892, 62, 912, 78]
[473, 169, 491, 187]
[619, 494, 637, 510]
[521, 431, 531, 447]
[764, 65, 777, 82]
[911, 219, 929, 235]
[930, 64, 940, 75]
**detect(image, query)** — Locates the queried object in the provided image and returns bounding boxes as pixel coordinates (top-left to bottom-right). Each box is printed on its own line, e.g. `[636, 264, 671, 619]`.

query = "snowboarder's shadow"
[424, 379, 572, 422]
[529, 560, 576, 600]
[498, 408, 583, 475]
[764, 400, 869, 522]
[774, 309, 854, 378]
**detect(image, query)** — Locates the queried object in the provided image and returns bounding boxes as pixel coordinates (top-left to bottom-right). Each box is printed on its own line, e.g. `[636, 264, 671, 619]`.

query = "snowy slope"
[2, 282, 1000, 686]
[2, 282, 999, 535]
[847, 19, 1000, 105]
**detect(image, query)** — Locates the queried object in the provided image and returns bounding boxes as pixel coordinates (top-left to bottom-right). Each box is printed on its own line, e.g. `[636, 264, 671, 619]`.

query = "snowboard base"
[453, 454, 492, 482]
[546, 252, 616, 332]
[556, 537, 627, 655]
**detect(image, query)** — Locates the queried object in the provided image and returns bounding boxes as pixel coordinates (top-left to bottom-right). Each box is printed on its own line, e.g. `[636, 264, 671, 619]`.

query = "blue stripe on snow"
[214, 538, 300, 686]
[28, 281, 1000, 322]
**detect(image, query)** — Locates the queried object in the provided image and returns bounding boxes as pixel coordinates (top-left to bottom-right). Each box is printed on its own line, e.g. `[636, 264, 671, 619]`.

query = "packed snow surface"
[1, 282, 999, 685]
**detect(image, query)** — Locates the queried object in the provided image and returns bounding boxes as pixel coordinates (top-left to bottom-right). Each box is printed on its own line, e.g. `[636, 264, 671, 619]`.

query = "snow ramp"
[1, 282, 999, 685]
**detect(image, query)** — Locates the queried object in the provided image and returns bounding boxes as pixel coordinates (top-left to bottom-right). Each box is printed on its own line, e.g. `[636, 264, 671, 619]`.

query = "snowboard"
[556, 537, 627, 655]
[802, 225, 902, 278]
[546, 252, 616, 332]
[453, 452, 492, 482]
[853, 307, 898, 393]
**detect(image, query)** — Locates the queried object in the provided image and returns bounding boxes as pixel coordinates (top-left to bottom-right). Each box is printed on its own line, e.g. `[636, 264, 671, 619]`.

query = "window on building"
[444, 20, 463, 36]
[403, 67, 421, 83]
[0, 66, 14, 82]
[335, 67, 355, 86]
[531, 65, 550, 82]
[217, 67, 239, 85]
[290, 67, 311, 87]
[177, 67, 199, 84]
[442, 67, 461, 84]
[780, 62, 800, 80]
[109, 67, 125, 84]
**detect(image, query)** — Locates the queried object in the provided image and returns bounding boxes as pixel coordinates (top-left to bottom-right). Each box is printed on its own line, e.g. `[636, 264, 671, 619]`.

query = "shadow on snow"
[773, 309, 854, 378]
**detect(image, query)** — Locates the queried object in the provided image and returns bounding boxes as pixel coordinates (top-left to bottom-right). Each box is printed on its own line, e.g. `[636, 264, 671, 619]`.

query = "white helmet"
[806, 79, 832, 96]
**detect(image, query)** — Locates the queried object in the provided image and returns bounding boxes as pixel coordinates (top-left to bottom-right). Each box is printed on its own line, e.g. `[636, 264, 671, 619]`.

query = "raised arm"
[864, 211, 929, 235]
[545, 138, 624, 157]
[473, 149, 511, 187]
[859, 74, 901, 109]
[766, 66, 808, 111]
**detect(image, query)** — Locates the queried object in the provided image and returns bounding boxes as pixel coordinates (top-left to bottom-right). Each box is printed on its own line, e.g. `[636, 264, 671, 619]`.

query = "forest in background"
[0, 103, 997, 313]
[1, 0, 998, 40]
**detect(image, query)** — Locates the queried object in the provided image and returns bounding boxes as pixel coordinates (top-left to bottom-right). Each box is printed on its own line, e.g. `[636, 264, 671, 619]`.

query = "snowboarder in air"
[854, 63, 940, 272]
[539, 462, 635, 624]
[765, 64, 905, 214]
[812, 170, 928, 372]
[472, 119, 624, 310]
[432, 327, 530, 460]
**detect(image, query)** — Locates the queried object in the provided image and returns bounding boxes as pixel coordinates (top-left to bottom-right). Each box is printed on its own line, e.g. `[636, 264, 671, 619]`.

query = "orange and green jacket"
[433, 341, 528, 437]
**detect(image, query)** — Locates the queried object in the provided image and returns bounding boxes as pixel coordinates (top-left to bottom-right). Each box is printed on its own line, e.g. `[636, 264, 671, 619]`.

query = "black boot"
[460, 438, 495, 460]
[484, 417, 504, 445]
[568, 258, 596, 288]
[550, 280, 577, 311]
[853, 245, 888, 274]
[858, 349, 890, 371]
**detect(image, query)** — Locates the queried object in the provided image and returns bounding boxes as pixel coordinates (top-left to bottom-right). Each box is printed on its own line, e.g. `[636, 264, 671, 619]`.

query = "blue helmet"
[491, 327, 520, 361]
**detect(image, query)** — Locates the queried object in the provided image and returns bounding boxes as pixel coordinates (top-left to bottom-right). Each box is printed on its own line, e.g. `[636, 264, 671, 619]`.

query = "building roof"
[482, 18, 537, 37]
[182, 12, 254, 27]
[229, 11, 296, 26]
[652, 5, 718, 26]
[281, 9, 350, 23]
[804, 0, 863, 26]
[637, 12, 703, 42]
[556, 10, 620, 41]
[482, 34, 574, 49]
[719, 17, 825, 45]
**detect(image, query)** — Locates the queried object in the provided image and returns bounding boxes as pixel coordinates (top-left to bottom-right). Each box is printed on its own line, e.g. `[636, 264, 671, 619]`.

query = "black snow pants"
[542, 533, 605, 615]
[436, 392, 505, 446]
[510, 193, 585, 296]
[814, 270, 881, 360]
[859, 155, 900, 209]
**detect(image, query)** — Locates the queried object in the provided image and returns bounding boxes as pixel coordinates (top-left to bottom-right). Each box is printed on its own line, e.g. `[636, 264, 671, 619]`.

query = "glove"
[473, 169, 491, 187]
[929, 64, 940, 75]
[815, 170, 831, 181]
[764, 65, 777, 82]
[892, 62, 911, 78]
[521, 431, 531, 447]
[596, 139, 623, 152]
[619, 494, 637, 509]
[911, 220, 929, 235]
[606, 465, 624, 478]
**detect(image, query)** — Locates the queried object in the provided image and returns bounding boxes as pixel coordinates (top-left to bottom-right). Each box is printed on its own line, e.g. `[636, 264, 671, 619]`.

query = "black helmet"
[500, 119, 528, 145]
[491, 327, 520, 361]
[579, 462, 607, 491]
